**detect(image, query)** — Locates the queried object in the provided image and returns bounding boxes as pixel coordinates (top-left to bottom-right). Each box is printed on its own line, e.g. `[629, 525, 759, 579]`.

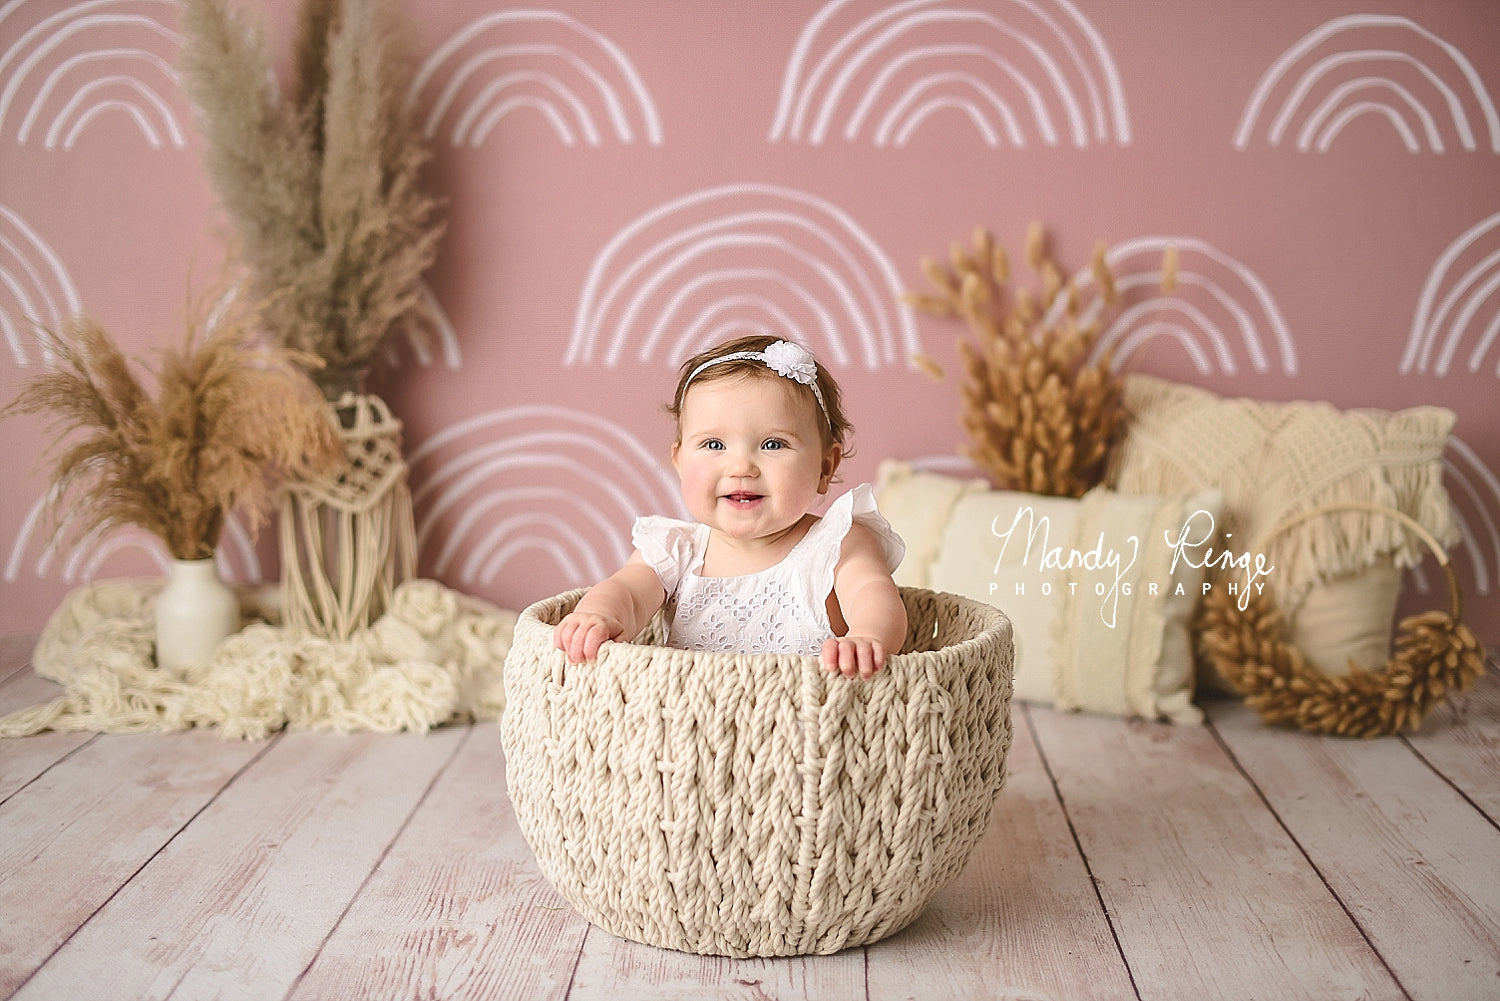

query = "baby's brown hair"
[667, 335, 852, 452]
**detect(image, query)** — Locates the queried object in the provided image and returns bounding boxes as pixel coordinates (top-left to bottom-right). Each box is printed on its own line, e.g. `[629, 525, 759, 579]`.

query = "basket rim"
[513, 584, 1012, 673]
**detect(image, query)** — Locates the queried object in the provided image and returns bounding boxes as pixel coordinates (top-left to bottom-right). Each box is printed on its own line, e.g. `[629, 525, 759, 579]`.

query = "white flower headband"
[680, 340, 829, 425]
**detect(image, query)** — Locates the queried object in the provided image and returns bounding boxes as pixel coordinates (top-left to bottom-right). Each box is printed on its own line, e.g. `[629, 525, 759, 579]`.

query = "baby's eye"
[761, 438, 786, 451]
[702, 438, 724, 451]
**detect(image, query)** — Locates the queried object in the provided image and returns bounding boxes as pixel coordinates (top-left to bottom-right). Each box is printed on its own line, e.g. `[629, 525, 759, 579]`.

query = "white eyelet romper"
[632, 484, 906, 656]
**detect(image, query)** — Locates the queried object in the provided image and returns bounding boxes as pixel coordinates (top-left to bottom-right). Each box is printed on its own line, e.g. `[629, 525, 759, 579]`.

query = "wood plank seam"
[1202, 718, 1415, 1001]
[282, 726, 478, 1000]
[563, 923, 600, 998]
[1399, 735, 1500, 838]
[1017, 703, 1143, 1001]
[5, 732, 284, 999]
[0, 733, 99, 810]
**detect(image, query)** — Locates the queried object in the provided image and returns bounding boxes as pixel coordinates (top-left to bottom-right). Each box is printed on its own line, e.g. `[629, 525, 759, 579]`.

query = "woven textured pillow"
[877, 461, 1218, 723]
[502, 586, 1014, 958]
[1108, 374, 1456, 676]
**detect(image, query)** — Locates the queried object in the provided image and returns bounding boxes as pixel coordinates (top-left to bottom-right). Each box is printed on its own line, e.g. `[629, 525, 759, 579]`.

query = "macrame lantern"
[278, 393, 417, 638]
[179, 0, 444, 637]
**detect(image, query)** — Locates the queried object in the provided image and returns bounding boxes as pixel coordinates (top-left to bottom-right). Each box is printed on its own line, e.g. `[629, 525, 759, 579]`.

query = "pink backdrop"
[2, 0, 1498, 646]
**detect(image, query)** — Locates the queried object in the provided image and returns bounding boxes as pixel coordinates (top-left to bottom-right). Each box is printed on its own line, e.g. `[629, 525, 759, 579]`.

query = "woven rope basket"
[501, 586, 1015, 957]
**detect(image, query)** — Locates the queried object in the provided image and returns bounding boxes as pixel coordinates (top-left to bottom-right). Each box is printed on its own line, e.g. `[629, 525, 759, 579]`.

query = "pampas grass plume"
[178, 0, 443, 398]
[3, 286, 345, 561]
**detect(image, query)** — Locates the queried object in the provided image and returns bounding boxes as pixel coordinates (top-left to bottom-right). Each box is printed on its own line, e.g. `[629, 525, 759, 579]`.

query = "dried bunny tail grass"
[906, 222, 1126, 497]
[2, 282, 345, 561]
[1161, 244, 1180, 295]
[910, 353, 946, 381]
[990, 240, 1010, 285]
[1091, 241, 1116, 304]
[1198, 575, 1486, 738]
[1024, 220, 1045, 271]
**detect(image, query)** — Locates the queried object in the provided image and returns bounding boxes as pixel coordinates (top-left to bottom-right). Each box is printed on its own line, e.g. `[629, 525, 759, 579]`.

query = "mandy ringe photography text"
[988, 506, 1275, 627]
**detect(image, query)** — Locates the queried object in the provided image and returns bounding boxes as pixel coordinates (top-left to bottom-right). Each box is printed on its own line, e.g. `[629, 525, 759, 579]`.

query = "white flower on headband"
[761, 340, 818, 386]
[680, 339, 831, 424]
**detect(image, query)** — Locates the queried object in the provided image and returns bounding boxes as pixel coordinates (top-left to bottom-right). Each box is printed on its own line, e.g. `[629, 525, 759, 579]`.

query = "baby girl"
[554, 335, 907, 678]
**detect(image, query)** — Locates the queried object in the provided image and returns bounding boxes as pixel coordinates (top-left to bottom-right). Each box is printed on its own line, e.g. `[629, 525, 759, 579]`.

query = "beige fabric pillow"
[1288, 557, 1399, 674]
[872, 462, 984, 589]
[876, 461, 1221, 723]
[1108, 374, 1455, 676]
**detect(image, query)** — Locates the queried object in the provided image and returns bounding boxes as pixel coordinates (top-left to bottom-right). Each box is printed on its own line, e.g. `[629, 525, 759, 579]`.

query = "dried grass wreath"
[1198, 501, 1487, 738]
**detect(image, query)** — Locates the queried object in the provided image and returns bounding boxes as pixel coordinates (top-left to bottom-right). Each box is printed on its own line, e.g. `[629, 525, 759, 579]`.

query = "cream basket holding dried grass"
[501, 586, 1015, 957]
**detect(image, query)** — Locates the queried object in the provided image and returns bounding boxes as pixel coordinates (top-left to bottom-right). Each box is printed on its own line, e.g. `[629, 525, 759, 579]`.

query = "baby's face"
[672, 374, 838, 547]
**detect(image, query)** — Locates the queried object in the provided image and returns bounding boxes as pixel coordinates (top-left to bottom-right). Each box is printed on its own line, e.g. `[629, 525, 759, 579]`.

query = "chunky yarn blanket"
[0, 578, 515, 740]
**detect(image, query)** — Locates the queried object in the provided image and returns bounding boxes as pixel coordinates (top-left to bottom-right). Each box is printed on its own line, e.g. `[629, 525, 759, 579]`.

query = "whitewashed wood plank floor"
[2, 633, 1497, 1001]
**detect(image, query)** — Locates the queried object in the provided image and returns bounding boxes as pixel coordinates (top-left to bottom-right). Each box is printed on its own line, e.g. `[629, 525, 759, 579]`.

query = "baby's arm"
[554, 551, 667, 663]
[821, 524, 907, 679]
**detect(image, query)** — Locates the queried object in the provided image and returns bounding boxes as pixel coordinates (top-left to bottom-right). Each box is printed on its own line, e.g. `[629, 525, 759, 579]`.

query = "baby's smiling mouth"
[724, 491, 763, 505]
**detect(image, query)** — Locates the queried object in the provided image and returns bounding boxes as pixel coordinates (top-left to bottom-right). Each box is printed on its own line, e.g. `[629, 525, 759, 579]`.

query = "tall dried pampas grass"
[2, 289, 344, 561]
[177, 0, 443, 399]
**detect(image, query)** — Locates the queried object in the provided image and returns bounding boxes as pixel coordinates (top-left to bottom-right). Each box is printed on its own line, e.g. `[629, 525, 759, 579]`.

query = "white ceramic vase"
[155, 558, 241, 673]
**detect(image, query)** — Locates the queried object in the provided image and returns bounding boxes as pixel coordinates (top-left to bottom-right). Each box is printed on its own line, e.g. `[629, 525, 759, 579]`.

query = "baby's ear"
[819, 443, 843, 493]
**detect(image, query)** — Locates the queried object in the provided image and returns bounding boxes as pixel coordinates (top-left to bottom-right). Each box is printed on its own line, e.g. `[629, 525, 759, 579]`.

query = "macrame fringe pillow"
[1107, 373, 1456, 680]
[1108, 374, 1456, 612]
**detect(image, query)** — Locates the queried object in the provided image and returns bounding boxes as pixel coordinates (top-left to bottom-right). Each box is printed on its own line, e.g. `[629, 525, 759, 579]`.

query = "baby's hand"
[555, 611, 625, 663]
[820, 635, 888, 680]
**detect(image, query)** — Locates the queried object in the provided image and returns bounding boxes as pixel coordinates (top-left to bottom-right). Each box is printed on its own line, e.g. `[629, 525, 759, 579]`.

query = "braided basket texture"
[502, 586, 1014, 957]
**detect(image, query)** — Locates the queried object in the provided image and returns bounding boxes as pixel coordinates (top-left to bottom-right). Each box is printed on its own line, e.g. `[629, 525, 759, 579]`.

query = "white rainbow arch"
[1041, 236, 1297, 376]
[5, 488, 265, 585]
[408, 9, 662, 148]
[1402, 211, 1500, 377]
[568, 183, 920, 370]
[407, 406, 683, 591]
[0, 0, 187, 149]
[1441, 437, 1500, 598]
[379, 281, 464, 373]
[770, 0, 1130, 148]
[1234, 14, 1500, 153]
[0, 202, 81, 367]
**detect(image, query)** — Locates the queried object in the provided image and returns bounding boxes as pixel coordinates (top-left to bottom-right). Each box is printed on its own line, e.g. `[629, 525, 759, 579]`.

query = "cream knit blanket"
[0, 578, 515, 740]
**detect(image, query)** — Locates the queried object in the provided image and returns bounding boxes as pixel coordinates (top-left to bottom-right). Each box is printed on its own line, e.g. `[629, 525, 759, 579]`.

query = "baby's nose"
[726, 447, 759, 475]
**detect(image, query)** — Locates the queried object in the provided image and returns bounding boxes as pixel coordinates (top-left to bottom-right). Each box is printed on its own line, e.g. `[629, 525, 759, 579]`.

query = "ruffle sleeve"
[631, 516, 703, 596]
[804, 484, 907, 594]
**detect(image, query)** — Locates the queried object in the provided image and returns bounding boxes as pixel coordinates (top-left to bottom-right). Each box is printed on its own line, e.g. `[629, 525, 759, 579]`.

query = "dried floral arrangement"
[177, 0, 444, 400]
[907, 224, 1166, 498]
[1, 288, 344, 561]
